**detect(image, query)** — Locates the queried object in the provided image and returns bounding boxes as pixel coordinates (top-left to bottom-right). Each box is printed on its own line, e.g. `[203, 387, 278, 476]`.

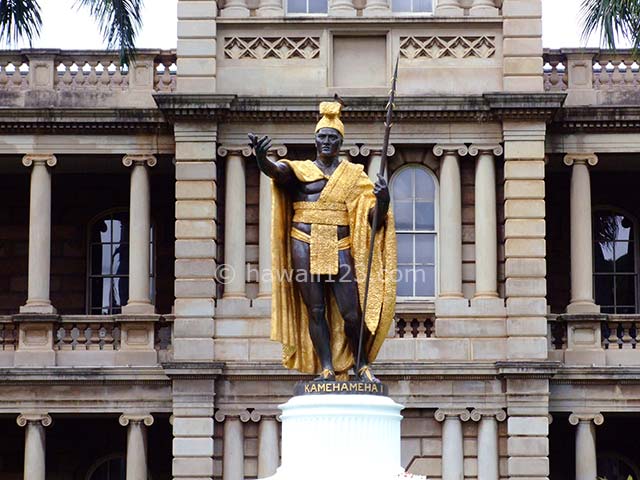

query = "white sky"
[0, 0, 626, 50]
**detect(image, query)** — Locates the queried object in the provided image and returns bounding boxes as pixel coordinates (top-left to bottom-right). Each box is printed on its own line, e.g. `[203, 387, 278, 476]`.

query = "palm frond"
[75, 0, 143, 66]
[0, 0, 42, 45]
[580, 0, 640, 51]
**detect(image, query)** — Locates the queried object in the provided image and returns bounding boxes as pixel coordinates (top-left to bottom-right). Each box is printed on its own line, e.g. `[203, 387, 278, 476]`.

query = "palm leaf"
[0, 0, 42, 45]
[75, 0, 143, 66]
[580, 0, 640, 51]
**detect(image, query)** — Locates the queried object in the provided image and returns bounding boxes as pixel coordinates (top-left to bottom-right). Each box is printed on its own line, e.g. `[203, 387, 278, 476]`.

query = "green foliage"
[580, 0, 640, 51]
[0, 0, 42, 45]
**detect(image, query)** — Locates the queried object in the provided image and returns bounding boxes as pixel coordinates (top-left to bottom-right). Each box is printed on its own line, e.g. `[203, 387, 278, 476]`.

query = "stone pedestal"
[261, 391, 421, 480]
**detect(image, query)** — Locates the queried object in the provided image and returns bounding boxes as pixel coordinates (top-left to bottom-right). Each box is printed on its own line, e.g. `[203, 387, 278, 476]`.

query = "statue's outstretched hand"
[373, 174, 390, 207]
[248, 133, 272, 166]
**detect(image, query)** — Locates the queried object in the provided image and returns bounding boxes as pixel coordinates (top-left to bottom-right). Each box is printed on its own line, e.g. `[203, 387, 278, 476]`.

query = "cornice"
[551, 106, 640, 132]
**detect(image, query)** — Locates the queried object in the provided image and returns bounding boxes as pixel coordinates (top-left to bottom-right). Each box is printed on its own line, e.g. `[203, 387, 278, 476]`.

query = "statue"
[248, 101, 397, 382]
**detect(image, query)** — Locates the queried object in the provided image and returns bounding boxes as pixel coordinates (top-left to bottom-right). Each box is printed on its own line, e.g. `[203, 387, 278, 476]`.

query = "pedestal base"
[261, 390, 425, 480]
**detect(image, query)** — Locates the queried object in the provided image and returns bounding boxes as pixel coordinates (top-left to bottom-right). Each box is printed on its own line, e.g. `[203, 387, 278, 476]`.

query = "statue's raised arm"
[248, 133, 294, 185]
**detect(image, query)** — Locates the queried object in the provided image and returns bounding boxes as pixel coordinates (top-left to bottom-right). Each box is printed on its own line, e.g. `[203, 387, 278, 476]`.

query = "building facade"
[0, 0, 638, 478]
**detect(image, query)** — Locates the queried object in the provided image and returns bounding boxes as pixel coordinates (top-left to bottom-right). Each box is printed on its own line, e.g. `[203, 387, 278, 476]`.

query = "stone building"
[0, 0, 638, 479]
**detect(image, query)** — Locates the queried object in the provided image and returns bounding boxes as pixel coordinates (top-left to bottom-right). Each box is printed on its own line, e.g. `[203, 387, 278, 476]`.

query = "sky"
[0, 0, 623, 50]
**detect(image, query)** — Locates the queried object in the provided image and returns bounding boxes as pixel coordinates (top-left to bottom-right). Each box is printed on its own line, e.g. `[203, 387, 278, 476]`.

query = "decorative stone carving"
[432, 144, 469, 157]
[568, 412, 604, 426]
[468, 144, 503, 157]
[119, 413, 155, 426]
[470, 409, 506, 422]
[122, 154, 157, 168]
[17, 413, 52, 427]
[400, 36, 496, 60]
[224, 37, 321, 60]
[434, 408, 471, 422]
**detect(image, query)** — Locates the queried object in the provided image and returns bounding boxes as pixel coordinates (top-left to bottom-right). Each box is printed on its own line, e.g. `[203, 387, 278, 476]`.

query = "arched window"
[593, 208, 638, 313]
[391, 165, 437, 298]
[88, 210, 154, 314]
[85, 454, 125, 480]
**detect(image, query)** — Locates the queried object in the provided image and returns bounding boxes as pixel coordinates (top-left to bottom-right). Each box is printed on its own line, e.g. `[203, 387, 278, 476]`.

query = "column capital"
[469, 144, 503, 157]
[215, 408, 252, 422]
[17, 413, 52, 427]
[340, 144, 360, 158]
[360, 144, 395, 157]
[563, 153, 598, 167]
[433, 144, 468, 157]
[217, 145, 253, 158]
[569, 412, 604, 425]
[434, 408, 471, 422]
[248, 409, 282, 422]
[22, 154, 57, 168]
[122, 154, 157, 168]
[119, 413, 154, 427]
[470, 409, 506, 422]
[266, 145, 288, 158]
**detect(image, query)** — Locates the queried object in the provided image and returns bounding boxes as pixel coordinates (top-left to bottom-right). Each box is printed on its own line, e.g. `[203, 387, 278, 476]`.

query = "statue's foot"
[357, 365, 381, 383]
[313, 368, 336, 382]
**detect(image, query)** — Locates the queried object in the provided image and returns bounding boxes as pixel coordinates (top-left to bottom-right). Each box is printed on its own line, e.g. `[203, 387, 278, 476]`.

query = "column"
[17, 413, 52, 480]
[569, 412, 603, 480]
[122, 155, 156, 314]
[258, 147, 287, 298]
[361, 145, 394, 182]
[564, 153, 599, 314]
[329, 0, 357, 16]
[471, 409, 506, 480]
[435, 0, 463, 16]
[220, 0, 250, 17]
[215, 410, 250, 480]
[20, 155, 57, 314]
[363, 0, 390, 16]
[433, 145, 467, 298]
[435, 409, 470, 480]
[257, 0, 284, 16]
[257, 414, 280, 477]
[470, 145, 503, 298]
[119, 414, 154, 480]
[470, 0, 498, 16]
[218, 147, 250, 299]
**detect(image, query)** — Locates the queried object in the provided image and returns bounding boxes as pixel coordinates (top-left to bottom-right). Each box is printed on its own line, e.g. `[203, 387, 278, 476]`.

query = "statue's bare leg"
[330, 249, 379, 383]
[291, 238, 335, 380]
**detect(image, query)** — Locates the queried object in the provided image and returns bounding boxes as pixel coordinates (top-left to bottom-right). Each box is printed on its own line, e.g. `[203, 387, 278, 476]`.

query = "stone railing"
[543, 48, 640, 106]
[394, 311, 435, 338]
[0, 49, 176, 108]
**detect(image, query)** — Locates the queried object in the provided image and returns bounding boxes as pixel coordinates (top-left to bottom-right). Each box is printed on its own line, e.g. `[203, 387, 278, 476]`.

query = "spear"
[356, 55, 400, 376]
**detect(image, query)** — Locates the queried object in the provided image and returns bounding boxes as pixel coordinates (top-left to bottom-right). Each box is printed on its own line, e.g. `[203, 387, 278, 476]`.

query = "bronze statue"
[249, 101, 397, 382]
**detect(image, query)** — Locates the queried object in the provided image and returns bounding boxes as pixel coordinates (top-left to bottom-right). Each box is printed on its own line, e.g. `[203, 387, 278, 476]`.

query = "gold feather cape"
[270, 158, 397, 377]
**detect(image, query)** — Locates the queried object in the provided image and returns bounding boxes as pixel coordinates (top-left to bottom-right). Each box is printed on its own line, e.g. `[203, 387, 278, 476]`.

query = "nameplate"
[293, 381, 388, 396]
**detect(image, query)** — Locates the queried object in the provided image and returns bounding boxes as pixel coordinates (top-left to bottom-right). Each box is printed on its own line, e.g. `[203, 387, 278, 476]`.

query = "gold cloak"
[270, 159, 397, 377]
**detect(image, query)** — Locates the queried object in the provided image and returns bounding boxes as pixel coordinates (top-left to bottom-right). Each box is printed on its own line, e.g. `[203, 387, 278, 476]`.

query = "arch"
[390, 163, 439, 298]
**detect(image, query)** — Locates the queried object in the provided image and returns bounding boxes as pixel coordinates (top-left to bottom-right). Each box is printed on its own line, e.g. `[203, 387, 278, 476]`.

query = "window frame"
[285, 0, 328, 15]
[86, 208, 156, 315]
[592, 206, 639, 314]
[390, 163, 439, 301]
[390, 0, 434, 15]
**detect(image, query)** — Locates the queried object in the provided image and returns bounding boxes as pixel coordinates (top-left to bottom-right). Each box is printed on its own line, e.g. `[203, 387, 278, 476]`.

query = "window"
[88, 210, 154, 314]
[593, 209, 637, 313]
[391, 165, 437, 298]
[392, 0, 432, 13]
[86, 454, 125, 480]
[287, 0, 327, 14]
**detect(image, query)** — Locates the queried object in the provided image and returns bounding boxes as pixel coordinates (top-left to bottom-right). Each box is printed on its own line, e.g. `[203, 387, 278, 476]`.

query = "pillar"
[218, 147, 250, 299]
[215, 410, 250, 480]
[20, 155, 57, 314]
[361, 145, 394, 182]
[257, 414, 280, 477]
[119, 414, 154, 480]
[329, 0, 357, 16]
[472, 409, 506, 480]
[470, 145, 502, 298]
[435, 409, 470, 480]
[122, 155, 156, 314]
[435, 0, 463, 16]
[470, 0, 498, 16]
[363, 0, 390, 16]
[17, 413, 52, 480]
[564, 153, 599, 314]
[220, 0, 249, 17]
[569, 412, 603, 480]
[433, 145, 467, 299]
[257, 0, 284, 16]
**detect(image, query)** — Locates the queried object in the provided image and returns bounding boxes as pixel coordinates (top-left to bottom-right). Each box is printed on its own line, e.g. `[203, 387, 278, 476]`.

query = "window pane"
[111, 243, 129, 276]
[594, 212, 617, 243]
[614, 241, 634, 272]
[415, 234, 435, 265]
[392, 170, 412, 200]
[615, 214, 633, 241]
[415, 202, 435, 230]
[308, 0, 327, 13]
[617, 306, 636, 314]
[414, 266, 435, 296]
[112, 277, 129, 310]
[594, 242, 614, 273]
[288, 0, 307, 13]
[397, 267, 413, 296]
[601, 306, 615, 314]
[414, 168, 435, 200]
[91, 278, 111, 314]
[91, 244, 112, 275]
[397, 234, 413, 264]
[111, 215, 128, 243]
[594, 275, 614, 307]
[412, 0, 432, 11]
[615, 275, 636, 307]
[394, 202, 413, 230]
[391, 0, 411, 11]
[91, 220, 111, 244]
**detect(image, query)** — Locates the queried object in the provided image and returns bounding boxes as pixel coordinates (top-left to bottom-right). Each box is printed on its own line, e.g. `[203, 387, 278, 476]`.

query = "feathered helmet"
[315, 101, 344, 137]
